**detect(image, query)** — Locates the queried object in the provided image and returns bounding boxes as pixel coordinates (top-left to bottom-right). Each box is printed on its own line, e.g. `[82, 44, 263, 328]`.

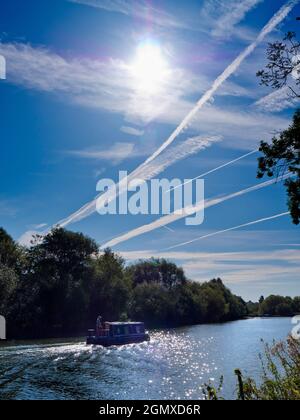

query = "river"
[0, 317, 293, 400]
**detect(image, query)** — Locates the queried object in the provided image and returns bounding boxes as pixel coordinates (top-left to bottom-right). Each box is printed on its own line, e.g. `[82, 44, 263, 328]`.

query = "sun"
[130, 41, 169, 94]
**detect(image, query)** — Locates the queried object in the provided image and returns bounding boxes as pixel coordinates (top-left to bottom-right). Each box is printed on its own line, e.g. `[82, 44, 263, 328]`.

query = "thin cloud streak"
[53, 0, 297, 229]
[142, 0, 299, 167]
[202, 0, 264, 39]
[69, 0, 191, 30]
[255, 86, 300, 112]
[102, 174, 292, 248]
[120, 248, 300, 287]
[168, 149, 258, 193]
[56, 135, 221, 227]
[165, 212, 290, 251]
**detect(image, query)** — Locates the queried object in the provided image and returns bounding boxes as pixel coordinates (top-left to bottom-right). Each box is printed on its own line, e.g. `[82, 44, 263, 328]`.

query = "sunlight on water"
[0, 318, 292, 400]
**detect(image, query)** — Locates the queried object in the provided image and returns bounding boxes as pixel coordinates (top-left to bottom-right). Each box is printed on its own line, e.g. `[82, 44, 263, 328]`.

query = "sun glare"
[131, 42, 169, 94]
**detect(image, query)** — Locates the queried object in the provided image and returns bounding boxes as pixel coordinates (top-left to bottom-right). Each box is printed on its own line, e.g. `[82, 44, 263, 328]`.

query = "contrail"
[165, 212, 290, 251]
[57, 135, 221, 227]
[54, 0, 298, 228]
[167, 149, 258, 193]
[142, 0, 299, 166]
[102, 174, 292, 248]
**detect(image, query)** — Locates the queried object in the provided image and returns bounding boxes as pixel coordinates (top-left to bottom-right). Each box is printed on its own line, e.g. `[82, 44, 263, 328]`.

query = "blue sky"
[0, 0, 299, 301]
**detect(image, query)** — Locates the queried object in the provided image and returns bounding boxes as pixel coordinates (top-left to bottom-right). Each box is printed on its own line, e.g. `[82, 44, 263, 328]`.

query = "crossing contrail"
[54, 0, 298, 229]
[167, 149, 259, 193]
[102, 174, 292, 248]
[165, 212, 290, 251]
[141, 0, 299, 166]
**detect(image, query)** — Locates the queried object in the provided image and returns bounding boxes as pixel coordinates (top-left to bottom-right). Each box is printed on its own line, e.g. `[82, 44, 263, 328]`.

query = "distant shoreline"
[1, 316, 295, 345]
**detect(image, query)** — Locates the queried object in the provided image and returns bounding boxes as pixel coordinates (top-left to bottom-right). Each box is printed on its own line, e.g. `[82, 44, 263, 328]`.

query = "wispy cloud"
[255, 86, 300, 112]
[166, 212, 290, 250]
[121, 248, 300, 265]
[33, 0, 297, 230]
[0, 42, 287, 144]
[0, 54, 5, 79]
[201, 0, 264, 40]
[4, 1, 297, 235]
[121, 248, 300, 286]
[0, 41, 207, 126]
[102, 175, 292, 248]
[67, 142, 136, 165]
[30, 223, 48, 230]
[120, 126, 144, 137]
[69, 0, 192, 30]
[0, 199, 18, 217]
[141, 0, 298, 166]
[169, 149, 258, 193]
[56, 135, 221, 227]
[131, 135, 222, 180]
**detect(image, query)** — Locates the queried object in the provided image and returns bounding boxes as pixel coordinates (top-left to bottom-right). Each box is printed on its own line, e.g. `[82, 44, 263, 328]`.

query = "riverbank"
[1, 228, 299, 340]
[2, 315, 296, 343]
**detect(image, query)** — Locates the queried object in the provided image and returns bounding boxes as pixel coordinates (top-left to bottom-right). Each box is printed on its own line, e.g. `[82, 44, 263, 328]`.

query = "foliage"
[246, 295, 299, 317]
[89, 248, 131, 323]
[203, 337, 300, 400]
[240, 337, 300, 400]
[0, 264, 18, 314]
[257, 32, 300, 98]
[0, 226, 298, 339]
[257, 110, 300, 224]
[256, 32, 300, 224]
[126, 258, 187, 289]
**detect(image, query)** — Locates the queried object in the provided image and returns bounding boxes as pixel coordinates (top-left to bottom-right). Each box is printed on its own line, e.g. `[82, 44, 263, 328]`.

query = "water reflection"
[0, 318, 292, 400]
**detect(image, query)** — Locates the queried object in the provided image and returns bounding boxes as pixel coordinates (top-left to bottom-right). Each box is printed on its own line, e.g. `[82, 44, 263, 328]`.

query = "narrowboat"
[86, 321, 150, 347]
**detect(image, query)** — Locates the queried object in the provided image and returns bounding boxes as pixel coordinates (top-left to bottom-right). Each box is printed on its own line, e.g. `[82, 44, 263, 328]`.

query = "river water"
[0, 318, 293, 400]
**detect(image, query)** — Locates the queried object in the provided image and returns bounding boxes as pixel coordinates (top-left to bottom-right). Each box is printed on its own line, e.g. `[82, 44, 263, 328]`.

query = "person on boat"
[96, 315, 103, 336]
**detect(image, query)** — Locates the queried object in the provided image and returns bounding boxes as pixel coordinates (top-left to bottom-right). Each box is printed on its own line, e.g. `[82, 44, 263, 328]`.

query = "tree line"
[0, 227, 299, 340]
[247, 295, 300, 317]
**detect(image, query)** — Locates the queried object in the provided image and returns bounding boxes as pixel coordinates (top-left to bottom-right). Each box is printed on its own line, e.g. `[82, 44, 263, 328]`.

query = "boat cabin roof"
[107, 322, 144, 326]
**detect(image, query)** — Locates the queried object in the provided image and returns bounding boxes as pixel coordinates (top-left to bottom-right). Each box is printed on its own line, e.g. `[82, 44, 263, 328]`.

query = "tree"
[130, 283, 174, 327]
[89, 248, 131, 322]
[293, 296, 300, 313]
[257, 32, 300, 98]
[128, 258, 187, 289]
[257, 33, 300, 224]
[260, 295, 294, 316]
[0, 264, 18, 314]
[19, 228, 98, 335]
[0, 227, 24, 271]
[257, 111, 300, 224]
[247, 301, 259, 317]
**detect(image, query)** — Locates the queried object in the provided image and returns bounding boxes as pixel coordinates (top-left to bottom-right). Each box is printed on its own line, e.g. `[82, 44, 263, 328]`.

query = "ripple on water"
[0, 319, 292, 400]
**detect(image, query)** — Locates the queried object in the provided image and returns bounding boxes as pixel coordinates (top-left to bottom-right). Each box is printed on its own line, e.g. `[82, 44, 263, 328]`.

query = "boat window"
[114, 325, 125, 336]
[124, 326, 130, 335]
[130, 325, 137, 334]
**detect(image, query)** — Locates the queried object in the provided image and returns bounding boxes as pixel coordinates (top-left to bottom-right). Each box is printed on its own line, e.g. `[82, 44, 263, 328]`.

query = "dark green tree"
[257, 32, 300, 224]
[257, 32, 300, 98]
[293, 296, 300, 313]
[0, 264, 18, 314]
[257, 111, 300, 224]
[15, 228, 98, 336]
[128, 258, 187, 289]
[0, 227, 24, 271]
[89, 248, 131, 322]
[260, 295, 294, 316]
[130, 282, 174, 327]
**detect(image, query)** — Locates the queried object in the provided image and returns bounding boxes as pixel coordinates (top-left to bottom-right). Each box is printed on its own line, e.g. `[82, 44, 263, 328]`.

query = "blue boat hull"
[86, 333, 150, 347]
